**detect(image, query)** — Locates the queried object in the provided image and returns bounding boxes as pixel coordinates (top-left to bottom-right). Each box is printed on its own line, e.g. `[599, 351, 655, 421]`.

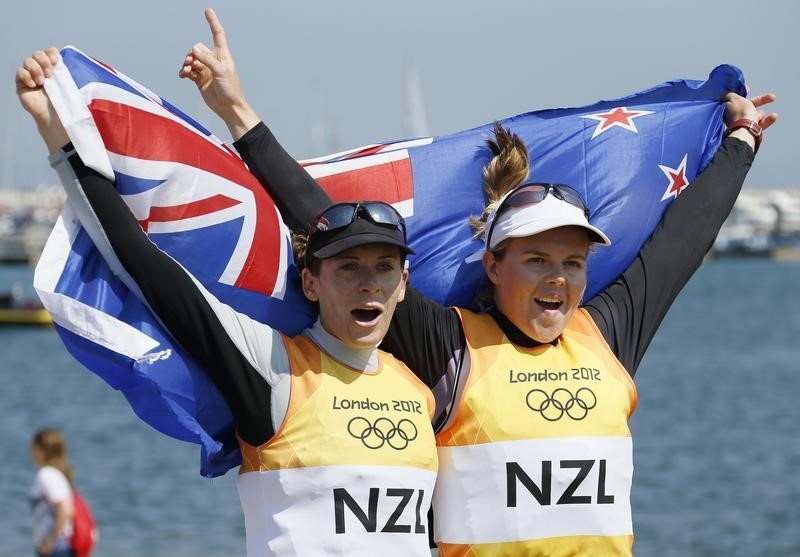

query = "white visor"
[485, 192, 611, 249]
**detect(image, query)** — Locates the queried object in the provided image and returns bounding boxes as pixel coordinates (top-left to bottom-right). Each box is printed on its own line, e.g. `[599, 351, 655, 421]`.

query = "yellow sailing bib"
[435, 309, 637, 557]
[238, 334, 437, 556]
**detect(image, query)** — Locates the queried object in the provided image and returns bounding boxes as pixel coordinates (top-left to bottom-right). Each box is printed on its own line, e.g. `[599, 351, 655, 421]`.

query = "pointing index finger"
[205, 8, 228, 53]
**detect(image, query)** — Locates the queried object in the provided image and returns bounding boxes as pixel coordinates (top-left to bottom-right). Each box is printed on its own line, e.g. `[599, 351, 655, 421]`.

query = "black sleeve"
[233, 122, 332, 230]
[66, 151, 276, 446]
[583, 137, 754, 376]
[380, 284, 466, 429]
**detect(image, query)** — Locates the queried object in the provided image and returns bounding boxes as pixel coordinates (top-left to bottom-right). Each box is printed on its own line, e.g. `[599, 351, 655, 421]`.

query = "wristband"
[725, 118, 762, 154]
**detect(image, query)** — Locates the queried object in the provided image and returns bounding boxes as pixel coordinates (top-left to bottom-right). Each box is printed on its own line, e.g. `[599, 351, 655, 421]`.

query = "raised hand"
[723, 91, 777, 130]
[723, 92, 777, 153]
[16, 48, 59, 120]
[15, 47, 69, 152]
[179, 8, 259, 139]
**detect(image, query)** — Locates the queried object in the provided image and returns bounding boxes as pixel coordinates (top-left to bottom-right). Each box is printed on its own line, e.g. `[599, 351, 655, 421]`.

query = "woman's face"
[302, 243, 408, 349]
[484, 226, 590, 343]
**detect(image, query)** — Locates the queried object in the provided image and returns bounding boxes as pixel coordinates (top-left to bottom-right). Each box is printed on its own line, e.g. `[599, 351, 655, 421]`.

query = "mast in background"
[404, 60, 429, 138]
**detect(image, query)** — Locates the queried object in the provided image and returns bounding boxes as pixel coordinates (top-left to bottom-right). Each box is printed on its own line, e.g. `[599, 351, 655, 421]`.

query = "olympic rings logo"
[347, 416, 419, 450]
[525, 387, 597, 421]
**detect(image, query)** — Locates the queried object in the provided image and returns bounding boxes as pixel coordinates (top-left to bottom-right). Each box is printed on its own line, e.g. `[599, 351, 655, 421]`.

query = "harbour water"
[1, 259, 798, 556]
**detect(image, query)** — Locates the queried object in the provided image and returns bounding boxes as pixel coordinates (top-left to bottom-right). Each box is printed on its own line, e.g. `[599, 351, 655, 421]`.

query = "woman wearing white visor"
[178, 12, 774, 554]
[386, 100, 774, 555]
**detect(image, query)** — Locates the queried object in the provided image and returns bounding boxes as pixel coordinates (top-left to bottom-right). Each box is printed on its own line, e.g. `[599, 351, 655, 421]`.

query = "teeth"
[536, 296, 561, 303]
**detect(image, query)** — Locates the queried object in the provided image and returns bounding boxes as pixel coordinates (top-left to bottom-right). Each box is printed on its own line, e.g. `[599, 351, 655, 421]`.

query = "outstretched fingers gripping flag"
[35, 45, 745, 476]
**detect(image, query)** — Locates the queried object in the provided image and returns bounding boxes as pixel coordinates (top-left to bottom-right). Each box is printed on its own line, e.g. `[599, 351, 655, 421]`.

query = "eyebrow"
[521, 249, 587, 261]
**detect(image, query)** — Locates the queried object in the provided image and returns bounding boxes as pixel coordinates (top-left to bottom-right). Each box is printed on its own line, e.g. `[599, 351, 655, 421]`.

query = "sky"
[2, 0, 797, 189]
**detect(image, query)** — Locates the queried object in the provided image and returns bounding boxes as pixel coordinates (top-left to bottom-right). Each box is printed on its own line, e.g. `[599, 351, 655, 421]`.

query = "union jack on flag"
[36, 46, 745, 477]
[37, 46, 313, 476]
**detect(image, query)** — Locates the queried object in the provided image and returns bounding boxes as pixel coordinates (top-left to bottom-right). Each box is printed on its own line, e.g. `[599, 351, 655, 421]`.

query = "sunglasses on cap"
[485, 183, 590, 248]
[309, 201, 408, 239]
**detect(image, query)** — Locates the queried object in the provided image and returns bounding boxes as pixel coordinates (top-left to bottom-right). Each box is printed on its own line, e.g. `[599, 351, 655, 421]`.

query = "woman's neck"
[304, 318, 380, 372]
[489, 307, 558, 348]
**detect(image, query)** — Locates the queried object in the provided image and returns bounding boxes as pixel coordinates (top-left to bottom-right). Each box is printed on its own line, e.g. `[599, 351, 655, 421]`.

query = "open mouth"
[351, 308, 383, 323]
[535, 297, 563, 311]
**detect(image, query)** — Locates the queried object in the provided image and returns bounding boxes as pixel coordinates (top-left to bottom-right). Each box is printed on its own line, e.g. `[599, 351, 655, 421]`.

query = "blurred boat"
[0, 288, 51, 325]
[712, 188, 800, 259]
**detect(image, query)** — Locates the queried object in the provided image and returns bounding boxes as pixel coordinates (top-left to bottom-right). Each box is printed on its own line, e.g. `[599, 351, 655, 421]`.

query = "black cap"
[307, 217, 415, 262]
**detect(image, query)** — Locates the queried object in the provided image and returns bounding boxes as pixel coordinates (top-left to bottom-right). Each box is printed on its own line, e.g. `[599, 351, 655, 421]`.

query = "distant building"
[0, 185, 64, 264]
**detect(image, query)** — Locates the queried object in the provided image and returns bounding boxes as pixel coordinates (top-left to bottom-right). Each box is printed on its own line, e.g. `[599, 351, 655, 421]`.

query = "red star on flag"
[659, 154, 690, 201]
[582, 106, 654, 139]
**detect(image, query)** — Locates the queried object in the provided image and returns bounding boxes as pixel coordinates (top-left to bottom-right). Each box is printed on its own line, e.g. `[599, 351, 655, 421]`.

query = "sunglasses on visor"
[309, 202, 408, 239]
[486, 183, 590, 248]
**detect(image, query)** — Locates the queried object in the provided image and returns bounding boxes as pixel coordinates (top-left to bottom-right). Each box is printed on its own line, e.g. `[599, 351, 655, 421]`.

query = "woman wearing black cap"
[18, 48, 438, 557]
[179, 12, 776, 554]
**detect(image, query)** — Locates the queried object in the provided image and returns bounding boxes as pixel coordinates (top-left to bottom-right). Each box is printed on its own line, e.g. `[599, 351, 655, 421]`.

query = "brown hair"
[32, 428, 74, 485]
[469, 122, 531, 244]
[291, 230, 316, 273]
[469, 123, 532, 308]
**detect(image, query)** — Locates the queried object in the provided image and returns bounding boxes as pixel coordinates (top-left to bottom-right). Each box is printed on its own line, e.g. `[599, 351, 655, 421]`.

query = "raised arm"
[584, 92, 777, 376]
[180, 8, 331, 229]
[18, 49, 287, 447]
[177, 15, 470, 424]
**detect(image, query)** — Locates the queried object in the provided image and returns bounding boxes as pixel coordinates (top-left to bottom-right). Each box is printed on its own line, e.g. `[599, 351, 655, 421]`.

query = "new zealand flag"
[35, 46, 745, 476]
